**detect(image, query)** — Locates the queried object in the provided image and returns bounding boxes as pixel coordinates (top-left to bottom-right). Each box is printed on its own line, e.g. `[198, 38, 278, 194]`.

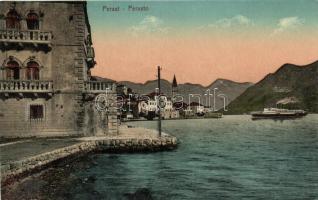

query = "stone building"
[0, 1, 118, 137]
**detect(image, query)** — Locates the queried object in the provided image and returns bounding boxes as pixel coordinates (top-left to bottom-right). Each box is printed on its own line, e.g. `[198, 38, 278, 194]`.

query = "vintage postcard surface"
[0, 0, 317, 199]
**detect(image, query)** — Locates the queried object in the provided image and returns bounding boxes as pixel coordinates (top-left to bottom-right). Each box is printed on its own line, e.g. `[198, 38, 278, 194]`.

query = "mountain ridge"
[226, 60, 318, 114]
[92, 76, 253, 110]
[92, 75, 252, 88]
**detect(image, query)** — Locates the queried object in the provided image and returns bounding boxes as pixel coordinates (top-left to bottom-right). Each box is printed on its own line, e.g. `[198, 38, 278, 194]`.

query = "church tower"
[172, 74, 178, 97]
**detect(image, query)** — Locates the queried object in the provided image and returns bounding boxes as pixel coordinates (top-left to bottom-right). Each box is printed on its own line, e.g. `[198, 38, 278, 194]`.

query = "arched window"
[6, 61, 20, 80]
[26, 12, 39, 30]
[26, 61, 40, 80]
[6, 9, 20, 29]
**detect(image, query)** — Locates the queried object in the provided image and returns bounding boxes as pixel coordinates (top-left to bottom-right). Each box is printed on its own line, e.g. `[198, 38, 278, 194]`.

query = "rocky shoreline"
[1, 129, 178, 187]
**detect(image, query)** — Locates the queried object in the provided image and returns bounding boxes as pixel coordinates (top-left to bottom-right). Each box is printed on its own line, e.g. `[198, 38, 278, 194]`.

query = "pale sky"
[88, 0, 318, 86]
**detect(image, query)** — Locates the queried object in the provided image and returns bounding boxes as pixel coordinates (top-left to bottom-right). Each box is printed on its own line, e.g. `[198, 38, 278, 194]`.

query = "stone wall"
[0, 93, 87, 137]
[1, 135, 178, 186]
[0, 2, 103, 137]
[82, 85, 119, 137]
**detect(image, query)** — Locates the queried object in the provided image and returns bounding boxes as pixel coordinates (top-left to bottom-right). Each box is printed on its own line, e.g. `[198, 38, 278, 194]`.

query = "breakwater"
[1, 134, 177, 186]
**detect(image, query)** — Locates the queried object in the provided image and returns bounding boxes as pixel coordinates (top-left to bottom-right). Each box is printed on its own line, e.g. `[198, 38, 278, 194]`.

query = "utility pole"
[213, 88, 218, 111]
[157, 66, 162, 137]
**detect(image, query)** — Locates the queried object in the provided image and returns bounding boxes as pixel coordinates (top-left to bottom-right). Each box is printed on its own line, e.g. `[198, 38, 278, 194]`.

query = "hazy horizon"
[93, 59, 318, 87]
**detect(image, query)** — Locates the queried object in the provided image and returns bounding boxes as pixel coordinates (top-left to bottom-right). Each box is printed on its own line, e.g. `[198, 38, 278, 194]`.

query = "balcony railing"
[86, 46, 96, 68]
[0, 29, 52, 44]
[86, 46, 95, 59]
[0, 80, 53, 93]
[84, 81, 115, 93]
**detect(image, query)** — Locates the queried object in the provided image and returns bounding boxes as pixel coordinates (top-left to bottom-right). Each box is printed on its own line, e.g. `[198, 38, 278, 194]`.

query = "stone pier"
[1, 127, 178, 186]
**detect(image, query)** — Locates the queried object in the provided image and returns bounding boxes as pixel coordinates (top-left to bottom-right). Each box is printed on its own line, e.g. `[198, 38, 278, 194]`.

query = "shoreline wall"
[1, 136, 177, 187]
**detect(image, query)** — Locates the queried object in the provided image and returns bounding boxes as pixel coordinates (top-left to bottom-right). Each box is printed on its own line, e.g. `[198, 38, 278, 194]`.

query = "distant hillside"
[92, 76, 252, 110]
[91, 76, 116, 82]
[226, 60, 318, 114]
[119, 79, 253, 110]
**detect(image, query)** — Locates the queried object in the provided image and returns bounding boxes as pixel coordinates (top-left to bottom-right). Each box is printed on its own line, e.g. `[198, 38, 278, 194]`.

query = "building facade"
[138, 95, 179, 120]
[0, 2, 117, 137]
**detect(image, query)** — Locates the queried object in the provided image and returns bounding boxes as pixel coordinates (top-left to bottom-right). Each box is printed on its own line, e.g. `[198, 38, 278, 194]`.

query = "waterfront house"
[189, 102, 205, 115]
[160, 97, 180, 119]
[0, 2, 117, 137]
[137, 94, 180, 120]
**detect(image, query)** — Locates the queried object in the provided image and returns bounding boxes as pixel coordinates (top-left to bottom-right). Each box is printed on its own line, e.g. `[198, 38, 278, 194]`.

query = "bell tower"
[172, 74, 178, 98]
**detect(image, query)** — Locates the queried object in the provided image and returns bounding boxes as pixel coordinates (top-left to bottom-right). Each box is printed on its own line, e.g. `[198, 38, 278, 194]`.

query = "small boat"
[251, 108, 307, 120]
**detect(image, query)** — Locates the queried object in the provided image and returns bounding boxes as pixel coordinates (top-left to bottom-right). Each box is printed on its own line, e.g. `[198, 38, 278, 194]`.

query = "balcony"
[86, 46, 96, 68]
[0, 80, 53, 95]
[86, 46, 95, 59]
[0, 29, 52, 50]
[84, 81, 115, 94]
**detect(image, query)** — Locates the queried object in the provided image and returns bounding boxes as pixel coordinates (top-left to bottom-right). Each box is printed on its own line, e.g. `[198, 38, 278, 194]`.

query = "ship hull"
[252, 113, 307, 120]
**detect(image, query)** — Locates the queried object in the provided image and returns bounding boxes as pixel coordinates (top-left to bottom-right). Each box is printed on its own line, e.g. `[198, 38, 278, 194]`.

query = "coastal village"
[116, 75, 224, 121]
[0, 1, 177, 189]
[0, 1, 314, 138]
[0, 1, 225, 139]
[0, 1, 317, 199]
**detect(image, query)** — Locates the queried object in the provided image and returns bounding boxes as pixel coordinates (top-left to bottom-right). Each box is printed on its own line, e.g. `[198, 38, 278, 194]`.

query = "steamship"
[251, 108, 307, 120]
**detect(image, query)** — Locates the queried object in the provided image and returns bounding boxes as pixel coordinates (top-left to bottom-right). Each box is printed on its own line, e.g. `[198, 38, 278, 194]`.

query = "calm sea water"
[60, 115, 318, 199]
